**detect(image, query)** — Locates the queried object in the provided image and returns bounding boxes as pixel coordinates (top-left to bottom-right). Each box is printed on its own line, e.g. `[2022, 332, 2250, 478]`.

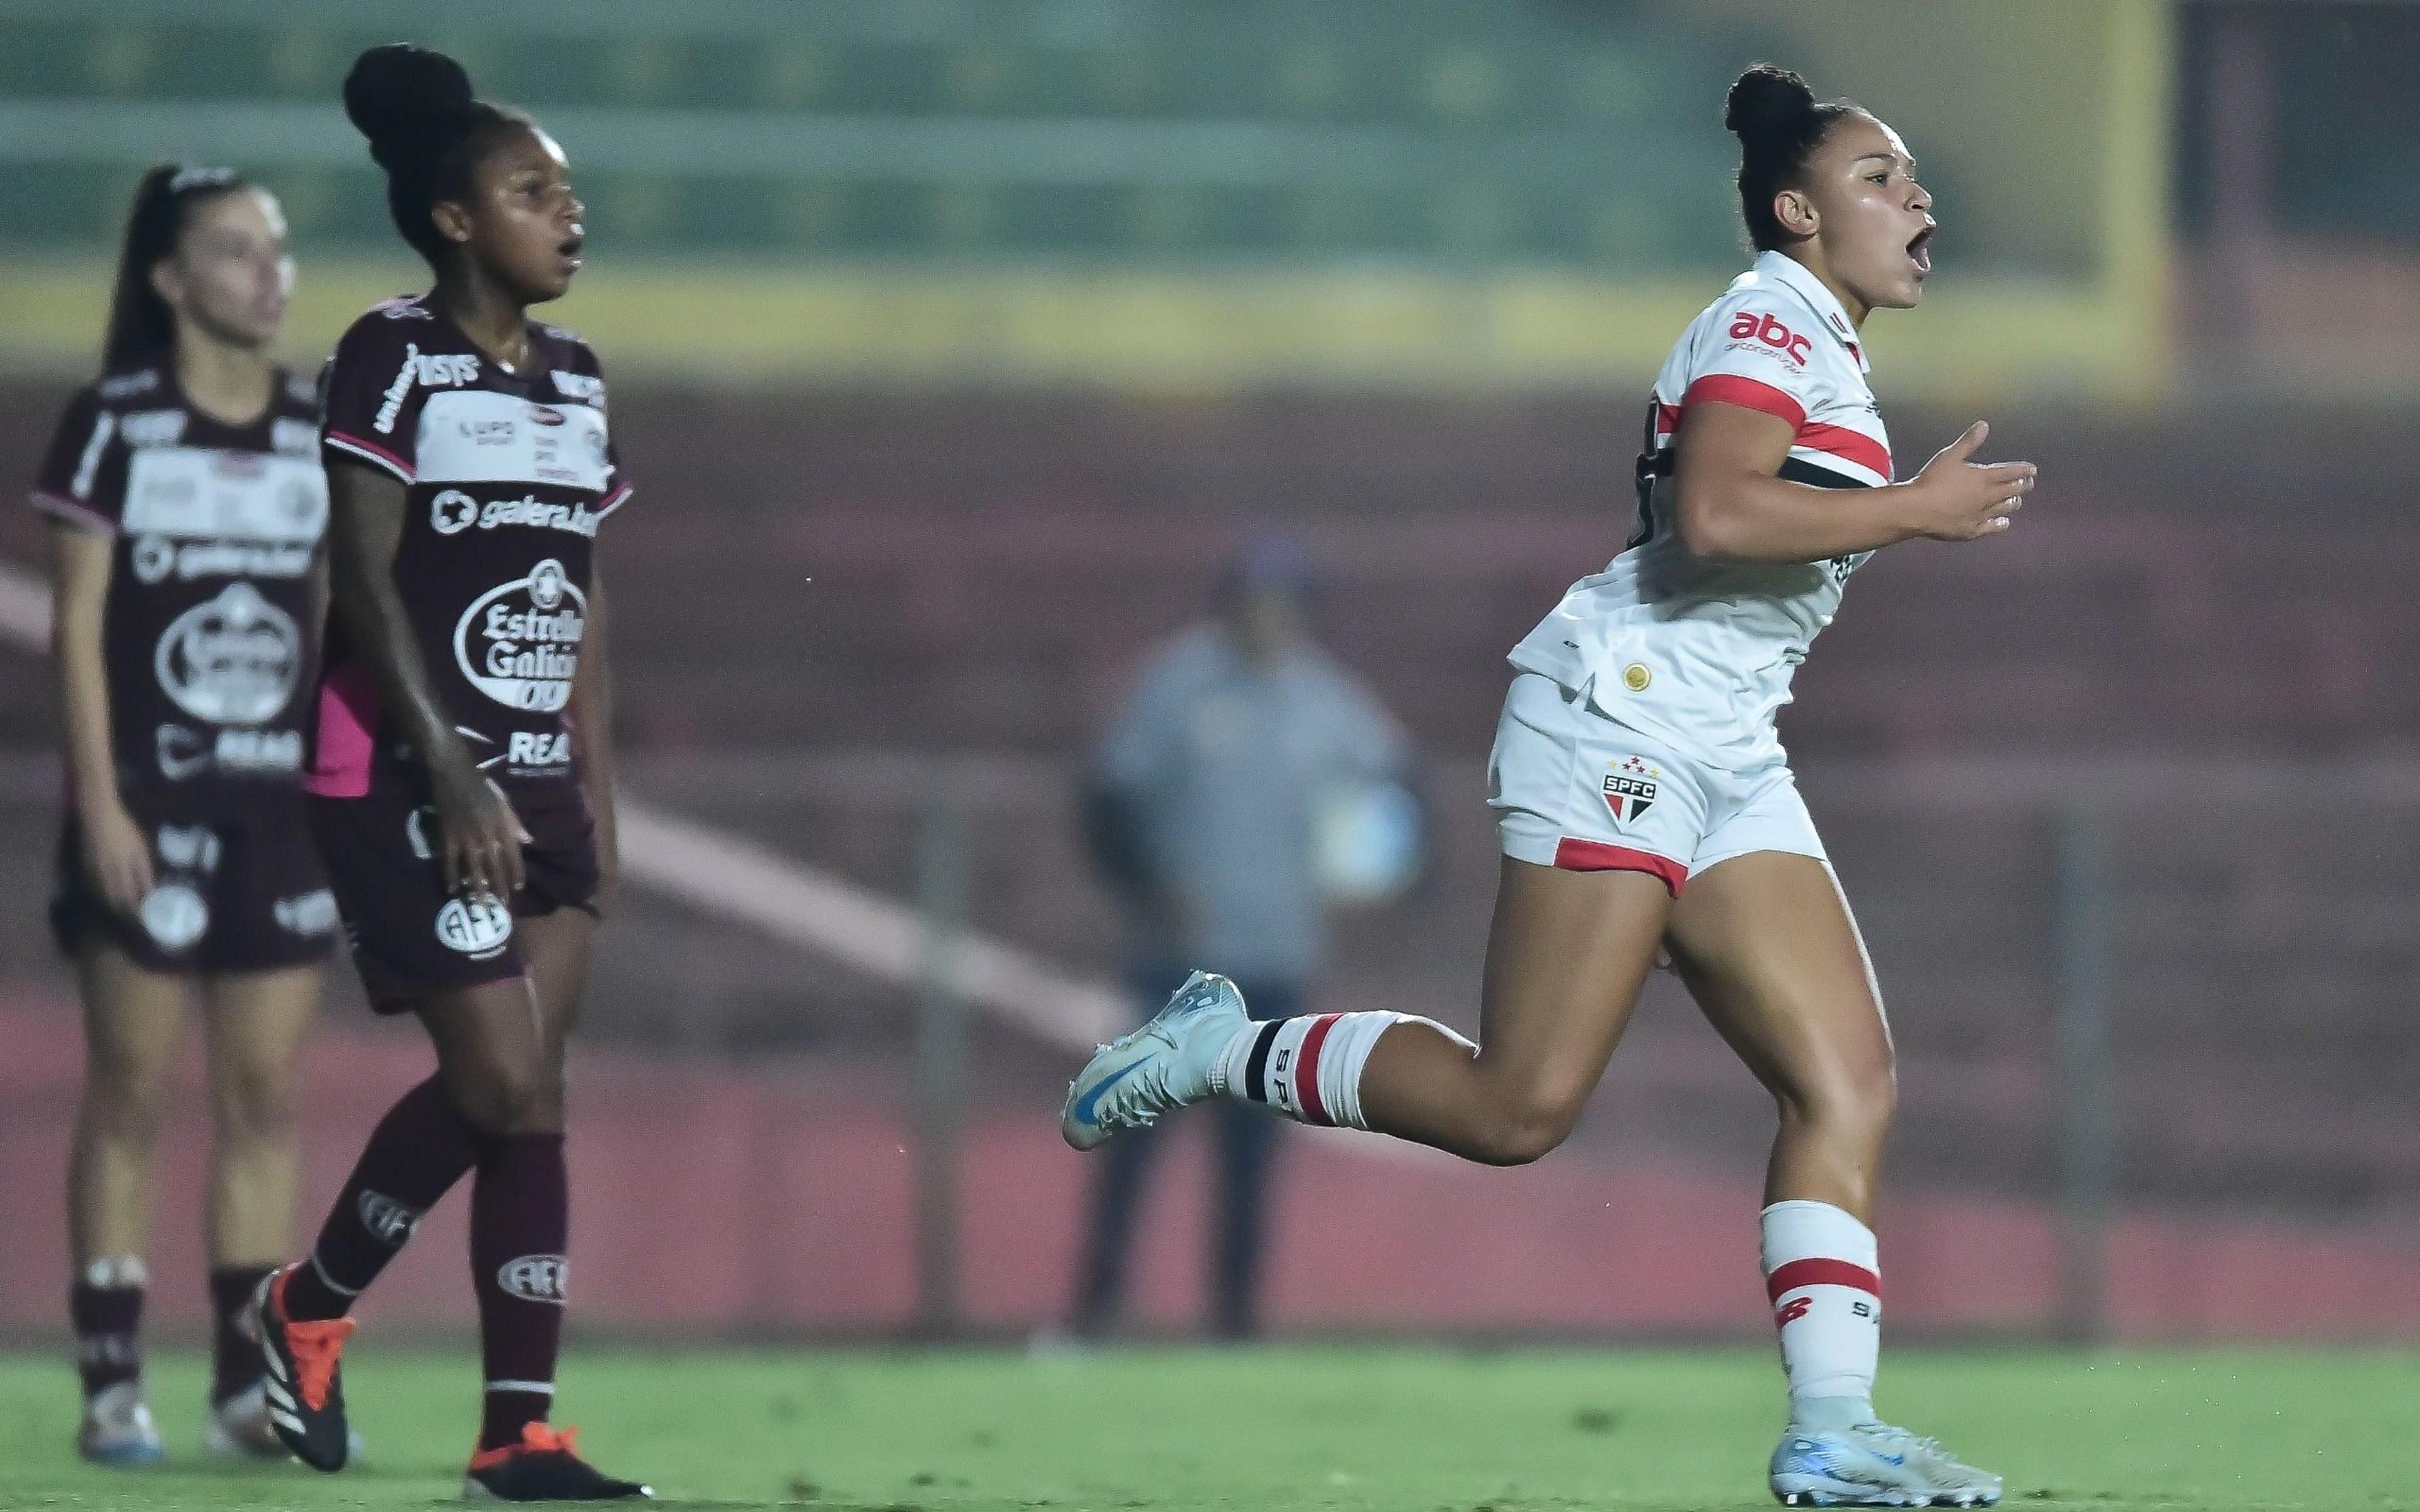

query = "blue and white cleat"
[1061, 970, 1249, 1151]
[1770, 1421, 2003, 1508]
[77, 1381, 166, 1467]
[204, 1380, 289, 1459]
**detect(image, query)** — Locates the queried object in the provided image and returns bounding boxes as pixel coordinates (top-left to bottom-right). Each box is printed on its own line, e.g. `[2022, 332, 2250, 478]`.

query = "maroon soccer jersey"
[30, 364, 328, 812]
[311, 294, 631, 796]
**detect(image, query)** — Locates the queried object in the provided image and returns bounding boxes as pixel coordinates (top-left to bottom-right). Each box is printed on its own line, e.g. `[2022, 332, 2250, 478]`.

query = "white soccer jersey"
[1507, 250, 1893, 762]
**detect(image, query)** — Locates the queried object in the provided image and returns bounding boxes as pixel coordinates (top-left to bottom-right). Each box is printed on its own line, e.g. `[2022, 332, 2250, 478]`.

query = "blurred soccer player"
[247, 45, 645, 1500]
[1064, 66, 2033, 1508]
[1073, 536, 1415, 1339]
[32, 164, 331, 1465]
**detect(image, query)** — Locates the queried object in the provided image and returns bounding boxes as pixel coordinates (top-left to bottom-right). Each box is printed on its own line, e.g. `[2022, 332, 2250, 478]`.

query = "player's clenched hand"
[1903, 421, 2036, 541]
[432, 760, 531, 898]
[79, 797, 155, 919]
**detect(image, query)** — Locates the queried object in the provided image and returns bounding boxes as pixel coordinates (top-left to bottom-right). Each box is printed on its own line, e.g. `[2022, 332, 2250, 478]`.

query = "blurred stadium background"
[0, 0, 2416, 1349]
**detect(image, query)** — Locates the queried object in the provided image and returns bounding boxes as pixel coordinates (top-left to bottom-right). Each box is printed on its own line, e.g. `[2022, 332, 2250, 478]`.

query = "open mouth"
[556, 234, 585, 266]
[1907, 227, 1934, 277]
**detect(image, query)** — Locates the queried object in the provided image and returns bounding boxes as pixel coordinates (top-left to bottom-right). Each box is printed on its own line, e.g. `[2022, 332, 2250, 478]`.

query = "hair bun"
[1725, 63, 1816, 142]
[343, 44, 475, 169]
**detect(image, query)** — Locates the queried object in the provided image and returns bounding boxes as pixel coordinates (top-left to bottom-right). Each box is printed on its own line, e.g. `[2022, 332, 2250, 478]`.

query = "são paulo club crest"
[1602, 755, 1660, 827]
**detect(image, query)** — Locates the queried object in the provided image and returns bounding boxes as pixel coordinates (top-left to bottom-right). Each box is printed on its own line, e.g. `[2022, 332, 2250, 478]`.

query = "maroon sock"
[283, 1075, 482, 1322]
[471, 1132, 568, 1451]
[71, 1273, 144, 1397]
[208, 1264, 276, 1403]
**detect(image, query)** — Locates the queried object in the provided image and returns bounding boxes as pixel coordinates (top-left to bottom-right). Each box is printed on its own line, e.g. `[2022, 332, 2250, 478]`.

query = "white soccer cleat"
[1061, 970, 1249, 1151]
[77, 1380, 165, 1467]
[203, 1380, 292, 1460]
[1770, 1420, 2003, 1508]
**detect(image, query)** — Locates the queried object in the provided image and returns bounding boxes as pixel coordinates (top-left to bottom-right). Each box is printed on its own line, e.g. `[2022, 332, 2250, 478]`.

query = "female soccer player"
[246, 45, 644, 1501]
[32, 165, 332, 1466]
[1064, 66, 2031, 1509]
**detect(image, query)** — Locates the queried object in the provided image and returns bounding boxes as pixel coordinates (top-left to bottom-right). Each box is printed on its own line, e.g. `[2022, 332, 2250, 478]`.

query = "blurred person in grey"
[1073, 534, 1419, 1339]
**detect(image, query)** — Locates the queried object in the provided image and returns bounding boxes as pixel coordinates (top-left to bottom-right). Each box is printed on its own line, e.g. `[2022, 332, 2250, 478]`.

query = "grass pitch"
[1, 1346, 2411, 1510]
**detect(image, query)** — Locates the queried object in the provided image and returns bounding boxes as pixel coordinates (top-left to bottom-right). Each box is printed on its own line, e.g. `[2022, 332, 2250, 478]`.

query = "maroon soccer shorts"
[52, 796, 336, 975]
[307, 770, 599, 1010]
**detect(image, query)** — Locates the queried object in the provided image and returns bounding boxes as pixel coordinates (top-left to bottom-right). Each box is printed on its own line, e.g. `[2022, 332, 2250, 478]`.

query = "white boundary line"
[0, 554, 1124, 1055]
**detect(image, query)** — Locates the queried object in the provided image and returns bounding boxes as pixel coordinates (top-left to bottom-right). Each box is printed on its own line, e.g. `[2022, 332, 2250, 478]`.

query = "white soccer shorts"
[1486, 672, 1826, 894]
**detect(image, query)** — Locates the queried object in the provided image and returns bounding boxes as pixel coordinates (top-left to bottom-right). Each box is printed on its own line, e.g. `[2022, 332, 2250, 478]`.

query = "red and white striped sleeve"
[1678, 297, 1826, 433]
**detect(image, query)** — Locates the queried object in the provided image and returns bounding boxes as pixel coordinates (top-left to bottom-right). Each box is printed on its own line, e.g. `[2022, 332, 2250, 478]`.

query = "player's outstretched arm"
[324, 459, 529, 896]
[1674, 406, 2036, 564]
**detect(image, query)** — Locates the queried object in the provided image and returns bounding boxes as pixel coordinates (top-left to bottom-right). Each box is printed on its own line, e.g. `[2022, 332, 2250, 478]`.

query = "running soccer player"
[1064, 66, 2031, 1509]
[246, 45, 645, 1501]
[33, 165, 333, 1466]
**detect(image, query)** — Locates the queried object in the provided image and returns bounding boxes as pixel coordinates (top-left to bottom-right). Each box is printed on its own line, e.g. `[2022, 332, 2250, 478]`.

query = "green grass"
[3, 1346, 2414, 1510]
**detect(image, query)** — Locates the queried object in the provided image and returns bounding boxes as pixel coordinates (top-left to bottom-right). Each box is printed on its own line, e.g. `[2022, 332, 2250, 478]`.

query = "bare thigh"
[1359, 857, 1671, 1164]
[199, 966, 320, 1123]
[413, 975, 555, 1136]
[516, 907, 595, 1063]
[1663, 850, 1896, 1218]
[76, 946, 192, 1092]
[1472, 858, 1674, 1108]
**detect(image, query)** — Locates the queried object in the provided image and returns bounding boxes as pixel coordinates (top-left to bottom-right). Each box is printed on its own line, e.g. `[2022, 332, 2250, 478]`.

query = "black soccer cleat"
[464, 1423, 652, 1501]
[251, 1264, 357, 1472]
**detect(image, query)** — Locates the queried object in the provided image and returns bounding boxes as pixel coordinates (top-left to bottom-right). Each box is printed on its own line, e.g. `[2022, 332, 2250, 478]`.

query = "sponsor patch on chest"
[415, 391, 613, 493]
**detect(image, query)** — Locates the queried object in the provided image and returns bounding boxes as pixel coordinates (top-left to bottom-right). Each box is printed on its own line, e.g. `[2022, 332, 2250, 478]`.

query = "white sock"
[1216, 1012, 1472, 1130]
[1761, 1200, 1881, 1429]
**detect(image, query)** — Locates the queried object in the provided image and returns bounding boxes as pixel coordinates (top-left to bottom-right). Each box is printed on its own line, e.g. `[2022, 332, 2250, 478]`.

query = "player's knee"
[82, 1053, 172, 1143]
[1472, 1077, 1590, 1167]
[83, 1089, 166, 1148]
[444, 1055, 555, 1135]
[519, 1064, 567, 1134]
[210, 1058, 297, 1142]
[1778, 1051, 1896, 1144]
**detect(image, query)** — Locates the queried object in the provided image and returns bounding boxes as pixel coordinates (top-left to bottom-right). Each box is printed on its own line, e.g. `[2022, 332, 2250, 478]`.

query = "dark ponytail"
[343, 43, 533, 268]
[1725, 64, 1858, 252]
[101, 163, 248, 373]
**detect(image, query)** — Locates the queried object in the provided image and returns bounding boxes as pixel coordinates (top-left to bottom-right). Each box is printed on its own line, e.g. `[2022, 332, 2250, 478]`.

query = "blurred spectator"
[1072, 534, 1419, 1338]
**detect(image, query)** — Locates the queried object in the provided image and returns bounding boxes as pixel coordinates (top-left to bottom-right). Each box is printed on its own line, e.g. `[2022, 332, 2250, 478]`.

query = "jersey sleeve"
[598, 429, 633, 517]
[1674, 294, 1829, 432]
[29, 385, 122, 534]
[318, 312, 424, 484]
[579, 347, 635, 518]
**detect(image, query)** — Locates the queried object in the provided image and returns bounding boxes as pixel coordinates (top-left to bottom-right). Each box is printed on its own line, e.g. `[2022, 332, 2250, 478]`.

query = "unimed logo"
[1727, 309, 1814, 365]
[497, 1254, 569, 1304]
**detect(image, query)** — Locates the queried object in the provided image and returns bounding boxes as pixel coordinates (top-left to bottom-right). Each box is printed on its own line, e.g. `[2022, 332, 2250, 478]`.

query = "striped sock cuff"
[1764, 1257, 1883, 1305]
[1235, 1011, 1456, 1130]
[1238, 1014, 1344, 1124]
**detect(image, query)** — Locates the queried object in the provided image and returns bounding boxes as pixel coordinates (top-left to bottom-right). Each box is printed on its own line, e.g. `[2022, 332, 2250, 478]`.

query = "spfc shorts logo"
[1602, 756, 1660, 826]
